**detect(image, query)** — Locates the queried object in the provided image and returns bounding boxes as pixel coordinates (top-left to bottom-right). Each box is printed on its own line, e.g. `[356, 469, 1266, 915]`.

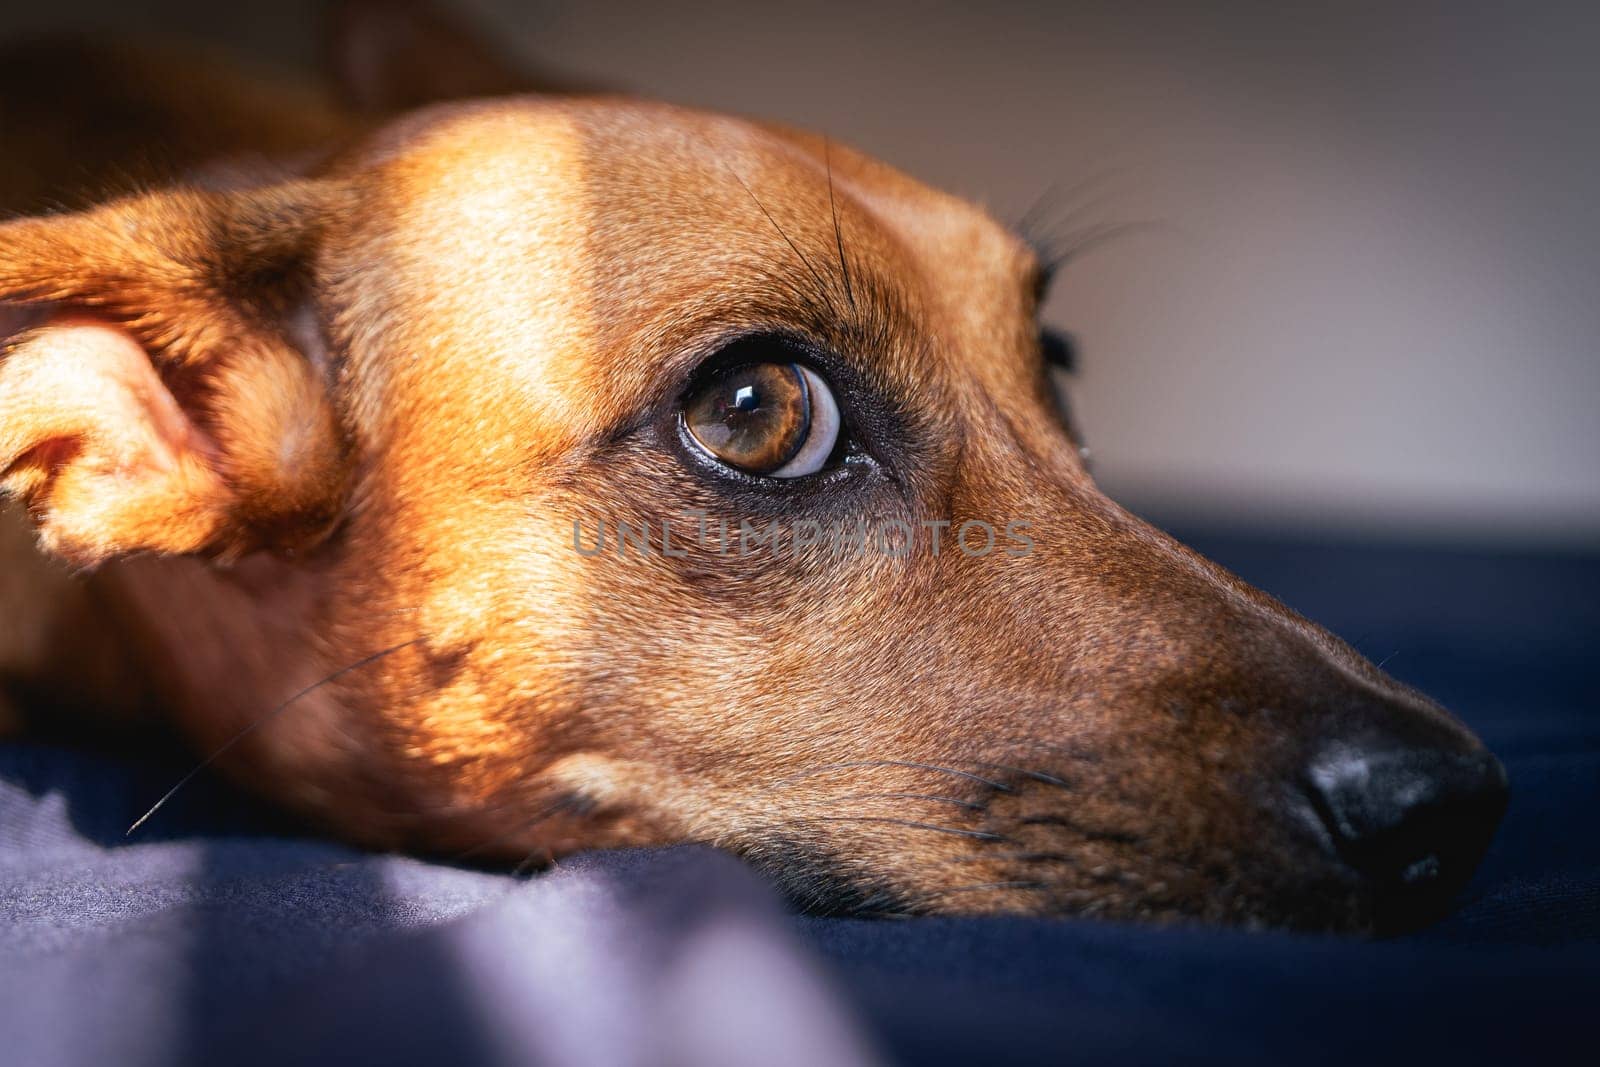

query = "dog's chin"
[738, 836, 922, 919]
[776, 876, 1466, 936]
[739, 837, 1479, 935]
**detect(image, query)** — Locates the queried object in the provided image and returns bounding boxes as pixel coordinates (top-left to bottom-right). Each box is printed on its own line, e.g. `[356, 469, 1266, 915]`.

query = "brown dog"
[0, 1, 1505, 932]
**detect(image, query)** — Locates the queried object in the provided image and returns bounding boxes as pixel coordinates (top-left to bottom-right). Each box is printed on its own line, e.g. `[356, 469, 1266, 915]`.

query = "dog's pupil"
[685, 362, 811, 474]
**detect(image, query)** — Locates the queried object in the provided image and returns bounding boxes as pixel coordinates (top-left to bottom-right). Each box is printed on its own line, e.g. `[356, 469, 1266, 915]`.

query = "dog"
[0, 0, 1506, 932]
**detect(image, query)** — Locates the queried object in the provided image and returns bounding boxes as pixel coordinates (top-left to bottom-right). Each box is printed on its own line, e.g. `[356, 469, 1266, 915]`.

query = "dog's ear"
[0, 181, 351, 567]
[325, 0, 536, 113]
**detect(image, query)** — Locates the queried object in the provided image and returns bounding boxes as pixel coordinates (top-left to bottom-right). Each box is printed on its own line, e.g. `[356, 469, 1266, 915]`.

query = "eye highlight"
[683, 361, 841, 478]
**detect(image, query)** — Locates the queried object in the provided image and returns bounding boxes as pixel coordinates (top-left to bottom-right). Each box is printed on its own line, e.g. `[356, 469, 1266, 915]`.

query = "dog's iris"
[684, 361, 839, 478]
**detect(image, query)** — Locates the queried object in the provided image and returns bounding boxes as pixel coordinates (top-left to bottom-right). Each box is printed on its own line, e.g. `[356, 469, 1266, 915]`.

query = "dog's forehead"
[339, 100, 1038, 461]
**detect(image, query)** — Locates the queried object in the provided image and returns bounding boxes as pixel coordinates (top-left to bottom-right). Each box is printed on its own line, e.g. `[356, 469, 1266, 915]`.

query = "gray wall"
[10, 0, 1599, 545]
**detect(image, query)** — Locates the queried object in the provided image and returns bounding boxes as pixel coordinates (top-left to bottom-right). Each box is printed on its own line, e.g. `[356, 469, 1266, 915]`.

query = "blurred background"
[5, 0, 1595, 548]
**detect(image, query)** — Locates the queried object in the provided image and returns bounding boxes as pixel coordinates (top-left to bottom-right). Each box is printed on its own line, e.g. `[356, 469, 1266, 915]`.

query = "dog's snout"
[1306, 736, 1507, 923]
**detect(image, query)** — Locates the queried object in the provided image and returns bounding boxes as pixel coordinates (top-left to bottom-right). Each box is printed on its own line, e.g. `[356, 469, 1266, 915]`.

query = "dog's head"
[0, 14, 1505, 933]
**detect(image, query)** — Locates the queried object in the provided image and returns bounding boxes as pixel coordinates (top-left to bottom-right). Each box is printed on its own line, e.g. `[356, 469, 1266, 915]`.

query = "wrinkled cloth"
[2, 531, 1596, 1065]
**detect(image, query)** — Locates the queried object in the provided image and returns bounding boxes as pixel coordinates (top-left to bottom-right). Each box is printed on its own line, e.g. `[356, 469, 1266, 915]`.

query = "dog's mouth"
[737, 831, 1503, 933]
[714, 754, 1508, 934]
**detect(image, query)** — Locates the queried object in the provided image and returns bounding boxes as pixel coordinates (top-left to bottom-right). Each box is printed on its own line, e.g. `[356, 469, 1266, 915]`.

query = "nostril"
[1306, 742, 1509, 896]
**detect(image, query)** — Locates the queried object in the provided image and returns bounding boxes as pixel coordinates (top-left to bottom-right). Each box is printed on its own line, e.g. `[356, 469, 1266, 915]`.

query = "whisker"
[824, 137, 857, 316]
[1014, 168, 1126, 248]
[958, 761, 1073, 790]
[949, 849, 1082, 866]
[1033, 219, 1166, 278]
[1018, 812, 1143, 846]
[723, 162, 838, 317]
[125, 637, 425, 837]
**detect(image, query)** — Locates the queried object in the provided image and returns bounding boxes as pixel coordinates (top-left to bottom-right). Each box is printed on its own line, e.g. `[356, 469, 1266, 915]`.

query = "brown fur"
[0, 1, 1499, 930]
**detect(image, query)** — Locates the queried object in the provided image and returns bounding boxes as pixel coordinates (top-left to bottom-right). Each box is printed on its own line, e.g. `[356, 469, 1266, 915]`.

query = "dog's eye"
[1041, 329, 1092, 467]
[1040, 328, 1077, 373]
[683, 361, 840, 478]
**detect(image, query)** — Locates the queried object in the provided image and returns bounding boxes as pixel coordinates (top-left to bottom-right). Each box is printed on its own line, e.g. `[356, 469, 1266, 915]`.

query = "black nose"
[1307, 740, 1508, 921]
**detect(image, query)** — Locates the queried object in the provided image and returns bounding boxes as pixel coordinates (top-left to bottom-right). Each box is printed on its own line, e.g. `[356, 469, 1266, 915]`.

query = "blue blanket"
[3, 531, 1596, 1065]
